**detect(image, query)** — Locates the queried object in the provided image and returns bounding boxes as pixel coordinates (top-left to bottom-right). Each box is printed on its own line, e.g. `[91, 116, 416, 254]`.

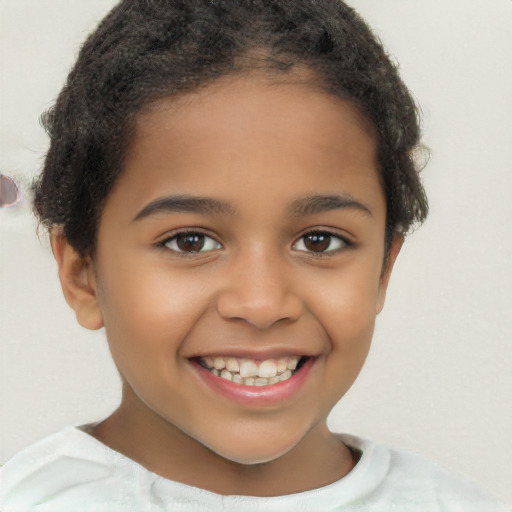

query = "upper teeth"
[200, 356, 301, 386]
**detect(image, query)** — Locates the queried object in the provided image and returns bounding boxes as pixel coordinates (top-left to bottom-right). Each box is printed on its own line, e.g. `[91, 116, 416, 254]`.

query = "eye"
[293, 231, 349, 254]
[162, 232, 222, 254]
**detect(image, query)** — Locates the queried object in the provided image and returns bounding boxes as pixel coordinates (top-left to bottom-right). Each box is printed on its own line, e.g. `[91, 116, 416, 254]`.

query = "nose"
[216, 248, 304, 330]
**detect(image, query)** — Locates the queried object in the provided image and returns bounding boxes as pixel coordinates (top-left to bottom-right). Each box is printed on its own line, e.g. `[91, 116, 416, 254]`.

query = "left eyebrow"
[132, 195, 235, 222]
[288, 194, 373, 217]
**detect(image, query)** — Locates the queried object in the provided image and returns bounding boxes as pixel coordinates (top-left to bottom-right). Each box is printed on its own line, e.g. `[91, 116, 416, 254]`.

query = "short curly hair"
[33, 0, 428, 258]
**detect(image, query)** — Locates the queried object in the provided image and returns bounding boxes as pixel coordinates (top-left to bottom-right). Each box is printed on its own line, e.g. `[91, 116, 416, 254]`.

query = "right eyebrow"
[132, 195, 235, 222]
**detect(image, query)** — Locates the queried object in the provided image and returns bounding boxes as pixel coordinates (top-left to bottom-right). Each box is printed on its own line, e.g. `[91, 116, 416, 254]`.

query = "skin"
[52, 75, 402, 496]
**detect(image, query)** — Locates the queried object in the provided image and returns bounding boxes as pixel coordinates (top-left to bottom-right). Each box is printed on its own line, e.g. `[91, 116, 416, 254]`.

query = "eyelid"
[155, 227, 353, 257]
[291, 228, 354, 256]
[157, 228, 223, 255]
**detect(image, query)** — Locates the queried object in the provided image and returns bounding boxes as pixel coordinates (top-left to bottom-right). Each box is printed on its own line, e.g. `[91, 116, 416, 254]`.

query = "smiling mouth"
[195, 356, 308, 386]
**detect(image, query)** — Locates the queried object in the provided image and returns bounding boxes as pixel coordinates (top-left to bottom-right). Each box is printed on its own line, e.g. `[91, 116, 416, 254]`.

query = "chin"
[202, 430, 303, 466]
[217, 449, 287, 466]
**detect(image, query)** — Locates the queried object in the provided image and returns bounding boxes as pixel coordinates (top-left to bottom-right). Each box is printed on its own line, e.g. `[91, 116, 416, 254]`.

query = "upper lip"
[188, 349, 316, 361]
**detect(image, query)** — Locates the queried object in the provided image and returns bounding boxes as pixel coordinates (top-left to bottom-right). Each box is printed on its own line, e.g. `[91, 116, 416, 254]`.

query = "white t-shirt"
[1, 427, 509, 512]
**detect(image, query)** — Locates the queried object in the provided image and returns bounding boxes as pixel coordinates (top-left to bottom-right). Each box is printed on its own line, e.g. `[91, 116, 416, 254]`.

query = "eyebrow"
[133, 193, 372, 222]
[133, 195, 235, 221]
[289, 194, 373, 217]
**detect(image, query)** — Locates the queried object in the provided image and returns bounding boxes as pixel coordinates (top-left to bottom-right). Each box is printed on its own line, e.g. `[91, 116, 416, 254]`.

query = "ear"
[376, 234, 403, 314]
[50, 229, 104, 330]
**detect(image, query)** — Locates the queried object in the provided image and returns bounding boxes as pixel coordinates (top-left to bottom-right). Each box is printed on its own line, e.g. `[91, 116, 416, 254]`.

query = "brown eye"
[293, 231, 347, 254]
[164, 232, 222, 253]
[303, 233, 331, 252]
[177, 233, 205, 252]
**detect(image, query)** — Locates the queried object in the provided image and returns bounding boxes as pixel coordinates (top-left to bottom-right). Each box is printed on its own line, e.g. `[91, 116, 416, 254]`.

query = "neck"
[88, 385, 356, 496]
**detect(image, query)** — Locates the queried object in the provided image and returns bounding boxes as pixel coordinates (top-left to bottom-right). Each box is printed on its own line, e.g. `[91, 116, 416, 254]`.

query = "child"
[1, 1, 509, 510]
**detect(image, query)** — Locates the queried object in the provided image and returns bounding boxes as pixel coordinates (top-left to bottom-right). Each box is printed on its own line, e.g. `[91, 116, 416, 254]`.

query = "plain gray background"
[1, 0, 511, 504]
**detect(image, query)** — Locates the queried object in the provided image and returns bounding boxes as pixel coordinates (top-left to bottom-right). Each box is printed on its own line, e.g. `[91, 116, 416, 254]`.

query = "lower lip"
[191, 358, 315, 407]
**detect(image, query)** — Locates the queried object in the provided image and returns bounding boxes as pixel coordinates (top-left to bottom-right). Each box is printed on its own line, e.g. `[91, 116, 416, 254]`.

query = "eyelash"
[292, 230, 353, 257]
[157, 229, 353, 257]
[158, 230, 222, 257]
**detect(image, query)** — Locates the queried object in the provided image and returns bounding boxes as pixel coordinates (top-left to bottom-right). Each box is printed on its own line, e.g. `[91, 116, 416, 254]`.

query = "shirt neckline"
[67, 425, 390, 508]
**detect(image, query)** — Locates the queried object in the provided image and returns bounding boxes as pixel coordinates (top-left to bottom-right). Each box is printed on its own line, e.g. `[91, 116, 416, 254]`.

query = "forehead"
[107, 75, 383, 222]
[135, 75, 376, 162]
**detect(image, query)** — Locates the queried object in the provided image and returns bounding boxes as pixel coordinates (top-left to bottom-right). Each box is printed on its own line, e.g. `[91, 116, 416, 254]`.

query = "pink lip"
[190, 349, 309, 361]
[191, 357, 315, 408]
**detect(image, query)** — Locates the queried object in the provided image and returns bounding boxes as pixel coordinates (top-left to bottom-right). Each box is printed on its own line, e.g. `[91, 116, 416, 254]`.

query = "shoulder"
[0, 427, 146, 511]
[339, 434, 510, 512]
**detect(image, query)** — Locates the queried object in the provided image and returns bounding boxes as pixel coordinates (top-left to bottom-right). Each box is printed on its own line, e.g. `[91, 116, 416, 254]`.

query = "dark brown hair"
[34, 0, 428, 257]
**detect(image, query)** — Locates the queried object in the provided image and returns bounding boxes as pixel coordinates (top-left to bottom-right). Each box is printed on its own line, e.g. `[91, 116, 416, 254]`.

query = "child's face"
[79, 76, 399, 465]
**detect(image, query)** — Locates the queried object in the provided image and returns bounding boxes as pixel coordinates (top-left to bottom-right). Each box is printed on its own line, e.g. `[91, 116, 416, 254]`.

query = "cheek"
[305, 261, 381, 392]
[316, 277, 377, 394]
[308, 262, 382, 337]
[96, 257, 212, 360]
